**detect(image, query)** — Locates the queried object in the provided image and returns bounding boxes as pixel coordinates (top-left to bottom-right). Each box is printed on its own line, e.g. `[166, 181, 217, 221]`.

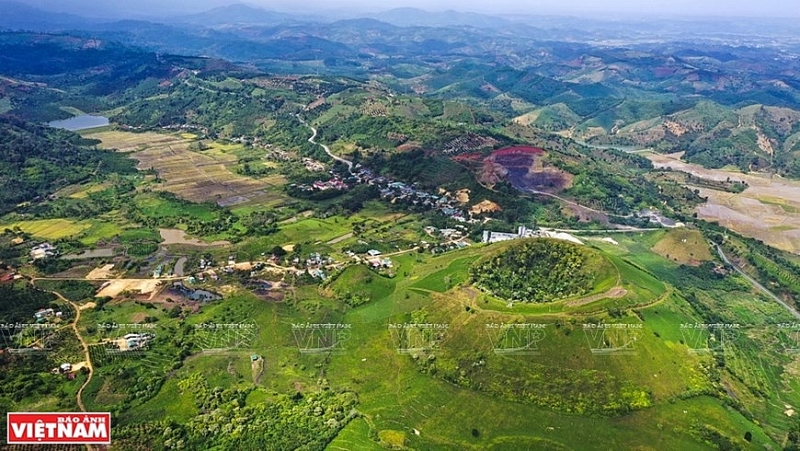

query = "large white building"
[482, 226, 583, 245]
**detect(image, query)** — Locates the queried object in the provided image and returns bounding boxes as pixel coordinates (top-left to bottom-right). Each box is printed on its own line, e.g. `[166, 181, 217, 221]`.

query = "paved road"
[297, 116, 354, 174]
[713, 243, 800, 320]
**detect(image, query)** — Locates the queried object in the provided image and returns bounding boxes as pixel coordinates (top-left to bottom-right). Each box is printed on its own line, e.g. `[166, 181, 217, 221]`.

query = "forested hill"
[0, 116, 135, 215]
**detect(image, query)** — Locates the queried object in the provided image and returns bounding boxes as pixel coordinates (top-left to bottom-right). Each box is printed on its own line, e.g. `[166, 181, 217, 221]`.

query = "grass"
[329, 265, 396, 301]
[651, 228, 714, 265]
[59, 106, 85, 116]
[67, 183, 111, 199]
[52, 215, 788, 449]
[78, 221, 125, 246]
[0, 97, 12, 114]
[411, 255, 480, 292]
[327, 418, 384, 450]
[124, 378, 198, 424]
[135, 193, 218, 222]
[118, 228, 162, 243]
[280, 217, 353, 244]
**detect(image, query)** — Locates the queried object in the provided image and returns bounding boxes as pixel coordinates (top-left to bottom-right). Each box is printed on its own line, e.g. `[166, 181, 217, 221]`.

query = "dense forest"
[470, 238, 600, 303]
[0, 116, 136, 215]
[0, 282, 56, 325]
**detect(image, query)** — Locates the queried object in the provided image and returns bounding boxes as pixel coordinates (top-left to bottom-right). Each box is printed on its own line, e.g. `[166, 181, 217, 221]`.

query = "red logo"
[7, 412, 111, 445]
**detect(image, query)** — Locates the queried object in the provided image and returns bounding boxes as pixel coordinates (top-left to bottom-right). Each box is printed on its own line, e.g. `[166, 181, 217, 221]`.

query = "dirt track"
[565, 286, 628, 307]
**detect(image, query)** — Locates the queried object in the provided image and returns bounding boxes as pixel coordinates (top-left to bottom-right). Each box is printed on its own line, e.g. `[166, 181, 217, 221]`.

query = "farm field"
[2, 218, 133, 246]
[1, 218, 90, 240]
[647, 151, 800, 253]
[88, 130, 288, 208]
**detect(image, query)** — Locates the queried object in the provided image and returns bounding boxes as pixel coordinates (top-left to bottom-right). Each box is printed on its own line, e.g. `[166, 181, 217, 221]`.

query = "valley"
[1, 6, 800, 450]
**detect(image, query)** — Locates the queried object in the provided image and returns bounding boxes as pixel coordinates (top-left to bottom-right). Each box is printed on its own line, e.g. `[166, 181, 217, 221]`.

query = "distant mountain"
[0, 1, 95, 31]
[368, 7, 510, 28]
[174, 4, 299, 27]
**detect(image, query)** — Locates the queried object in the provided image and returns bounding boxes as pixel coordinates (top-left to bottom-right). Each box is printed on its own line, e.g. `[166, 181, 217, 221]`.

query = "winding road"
[713, 243, 800, 320]
[29, 280, 95, 419]
[55, 295, 93, 411]
[297, 115, 354, 174]
[30, 283, 102, 451]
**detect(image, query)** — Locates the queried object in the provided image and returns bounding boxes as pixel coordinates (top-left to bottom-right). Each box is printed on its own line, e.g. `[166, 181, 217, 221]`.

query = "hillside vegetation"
[0, 116, 136, 215]
[470, 238, 606, 302]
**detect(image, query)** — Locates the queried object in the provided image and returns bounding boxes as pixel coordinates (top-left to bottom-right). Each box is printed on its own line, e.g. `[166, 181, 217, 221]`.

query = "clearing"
[564, 286, 628, 307]
[96, 279, 162, 299]
[86, 264, 116, 279]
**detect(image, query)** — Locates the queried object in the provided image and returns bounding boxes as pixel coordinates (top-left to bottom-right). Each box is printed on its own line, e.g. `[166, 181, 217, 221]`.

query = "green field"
[135, 193, 218, 222]
[29, 223, 787, 449]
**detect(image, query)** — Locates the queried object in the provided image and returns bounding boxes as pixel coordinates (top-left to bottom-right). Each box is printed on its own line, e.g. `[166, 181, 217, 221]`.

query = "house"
[366, 249, 382, 257]
[124, 333, 154, 350]
[60, 363, 72, 372]
[439, 228, 461, 238]
[306, 253, 323, 266]
[34, 308, 55, 320]
[30, 243, 56, 260]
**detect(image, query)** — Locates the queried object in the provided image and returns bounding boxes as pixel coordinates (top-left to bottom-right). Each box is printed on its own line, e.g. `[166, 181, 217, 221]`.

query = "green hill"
[470, 238, 612, 303]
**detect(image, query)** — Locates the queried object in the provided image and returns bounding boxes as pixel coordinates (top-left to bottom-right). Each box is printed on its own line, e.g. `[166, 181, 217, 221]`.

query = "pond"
[48, 114, 109, 131]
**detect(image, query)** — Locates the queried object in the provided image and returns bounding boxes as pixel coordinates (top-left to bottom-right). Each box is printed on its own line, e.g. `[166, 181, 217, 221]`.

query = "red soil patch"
[489, 146, 545, 157]
[452, 152, 484, 163]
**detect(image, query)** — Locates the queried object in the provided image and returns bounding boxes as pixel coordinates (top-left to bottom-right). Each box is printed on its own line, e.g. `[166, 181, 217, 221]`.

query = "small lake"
[48, 114, 109, 131]
[159, 229, 230, 247]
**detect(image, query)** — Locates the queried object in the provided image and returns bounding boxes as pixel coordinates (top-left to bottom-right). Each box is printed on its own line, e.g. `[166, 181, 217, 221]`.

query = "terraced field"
[89, 130, 287, 207]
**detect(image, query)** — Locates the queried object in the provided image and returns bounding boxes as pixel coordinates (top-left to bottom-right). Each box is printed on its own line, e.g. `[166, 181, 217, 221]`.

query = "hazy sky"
[15, 0, 800, 18]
